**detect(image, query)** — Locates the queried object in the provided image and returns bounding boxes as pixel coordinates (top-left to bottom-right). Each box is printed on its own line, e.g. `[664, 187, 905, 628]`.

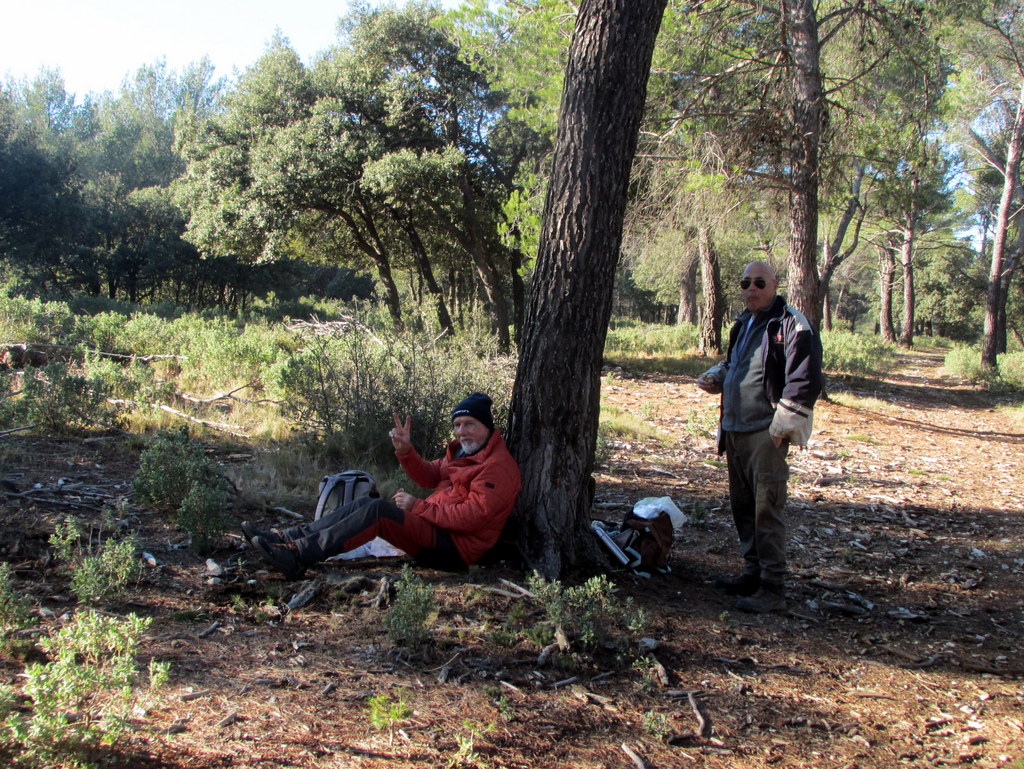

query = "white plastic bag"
[631, 496, 687, 530]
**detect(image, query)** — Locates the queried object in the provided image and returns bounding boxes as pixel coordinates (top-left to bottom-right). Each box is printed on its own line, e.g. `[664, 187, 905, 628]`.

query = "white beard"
[459, 438, 484, 455]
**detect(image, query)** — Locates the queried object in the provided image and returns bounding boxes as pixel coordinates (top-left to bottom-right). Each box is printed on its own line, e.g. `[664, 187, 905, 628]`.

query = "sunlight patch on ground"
[829, 392, 900, 413]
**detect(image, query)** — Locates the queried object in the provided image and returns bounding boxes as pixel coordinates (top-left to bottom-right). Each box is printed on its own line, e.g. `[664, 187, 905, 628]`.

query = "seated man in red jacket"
[246, 392, 522, 580]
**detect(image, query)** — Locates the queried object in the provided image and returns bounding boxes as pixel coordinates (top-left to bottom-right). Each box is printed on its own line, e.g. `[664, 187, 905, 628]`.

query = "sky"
[1, 0, 464, 98]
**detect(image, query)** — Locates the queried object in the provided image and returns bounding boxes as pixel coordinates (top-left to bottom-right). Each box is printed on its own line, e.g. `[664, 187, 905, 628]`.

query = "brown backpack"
[617, 511, 674, 572]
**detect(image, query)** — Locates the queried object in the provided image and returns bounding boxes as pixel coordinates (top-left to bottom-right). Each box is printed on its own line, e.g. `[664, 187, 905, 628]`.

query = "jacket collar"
[736, 294, 786, 324]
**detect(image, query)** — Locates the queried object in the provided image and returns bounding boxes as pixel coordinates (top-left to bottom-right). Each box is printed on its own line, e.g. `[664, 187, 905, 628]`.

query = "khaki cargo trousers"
[723, 428, 790, 587]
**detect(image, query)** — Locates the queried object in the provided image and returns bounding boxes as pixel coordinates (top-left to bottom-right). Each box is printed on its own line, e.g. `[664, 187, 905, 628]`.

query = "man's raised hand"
[390, 412, 413, 455]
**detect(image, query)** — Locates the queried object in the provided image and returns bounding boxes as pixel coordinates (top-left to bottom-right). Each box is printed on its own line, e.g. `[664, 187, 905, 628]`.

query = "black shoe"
[736, 584, 786, 614]
[714, 572, 761, 597]
[241, 521, 287, 545]
[251, 536, 305, 580]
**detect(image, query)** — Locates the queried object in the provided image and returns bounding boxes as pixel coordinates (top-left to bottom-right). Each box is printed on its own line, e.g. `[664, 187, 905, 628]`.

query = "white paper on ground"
[327, 536, 406, 560]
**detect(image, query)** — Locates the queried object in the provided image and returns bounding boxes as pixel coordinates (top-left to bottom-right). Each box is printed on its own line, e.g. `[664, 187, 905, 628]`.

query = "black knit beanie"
[451, 392, 494, 431]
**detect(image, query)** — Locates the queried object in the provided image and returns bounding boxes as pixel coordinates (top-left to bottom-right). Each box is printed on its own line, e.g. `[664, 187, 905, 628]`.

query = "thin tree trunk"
[393, 209, 454, 335]
[878, 244, 896, 344]
[819, 163, 865, 332]
[899, 176, 918, 349]
[507, 0, 668, 578]
[697, 225, 723, 355]
[982, 82, 1024, 369]
[677, 253, 698, 325]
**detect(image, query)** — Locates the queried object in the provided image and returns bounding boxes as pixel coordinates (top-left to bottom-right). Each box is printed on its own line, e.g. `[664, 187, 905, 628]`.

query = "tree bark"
[898, 179, 918, 349]
[819, 163, 865, 333]
[507, 0, 668, 577]
[783, 0, 825, 330]
[393, 209, 454, 335]
[877, 243, 897, 344]
[697, 225, 723, 356]
[982, 82, 1024, 369]
[676, 253, 698, 325]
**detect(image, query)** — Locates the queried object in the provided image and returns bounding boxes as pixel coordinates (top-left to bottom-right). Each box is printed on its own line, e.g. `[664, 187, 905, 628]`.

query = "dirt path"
[2, 351, 1023, 768]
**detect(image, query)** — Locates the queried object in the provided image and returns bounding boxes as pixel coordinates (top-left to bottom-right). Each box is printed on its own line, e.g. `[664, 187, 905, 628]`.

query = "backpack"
[314, 470, 380, 521]
[615, 511, 674, 573]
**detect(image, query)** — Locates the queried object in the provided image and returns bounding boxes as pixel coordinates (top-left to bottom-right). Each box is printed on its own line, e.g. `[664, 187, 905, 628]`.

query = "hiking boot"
[736, 584, 786, 614]
[251, 536, 305, 580]
[241, 521, 288, 545]
[714, 572, 761, 597]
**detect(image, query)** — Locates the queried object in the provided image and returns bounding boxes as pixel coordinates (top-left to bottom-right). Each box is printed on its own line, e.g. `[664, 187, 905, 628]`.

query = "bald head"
[740, 261, 779, 313]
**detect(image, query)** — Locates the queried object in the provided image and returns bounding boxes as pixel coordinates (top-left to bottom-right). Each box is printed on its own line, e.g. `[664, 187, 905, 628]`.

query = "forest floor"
[2, 348, 1024, 768]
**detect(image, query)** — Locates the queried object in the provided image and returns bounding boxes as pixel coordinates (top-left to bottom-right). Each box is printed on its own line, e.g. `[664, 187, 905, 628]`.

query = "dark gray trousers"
[723, 428, 790, 586]
[279, 496, 465, 571]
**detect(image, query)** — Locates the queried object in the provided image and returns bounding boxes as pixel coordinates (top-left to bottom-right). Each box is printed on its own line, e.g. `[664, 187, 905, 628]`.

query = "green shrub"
[367, 692, 413, 745]
[605, 322, 700, 355]
[0, 610, 162, 767]
[0, 562, 32, 645]
[18, 362, 121, 434]
[133, 429, 221, 510]
[943, 345, 988, 382]
[274, 324, 514, 466]
[176, 482, 229, 555]
[526, 572, 646, 655]
[383, 565, 437, 648]
[0, 291, 77, 343]
[133, 429, 228, 553]
[49, 517, 143, 605]
[996, 351, 1024, 389]
[820, 330, 898, 376]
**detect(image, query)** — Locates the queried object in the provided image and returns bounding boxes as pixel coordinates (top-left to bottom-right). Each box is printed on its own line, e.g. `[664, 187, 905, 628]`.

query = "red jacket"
[397, 430, 521, 565]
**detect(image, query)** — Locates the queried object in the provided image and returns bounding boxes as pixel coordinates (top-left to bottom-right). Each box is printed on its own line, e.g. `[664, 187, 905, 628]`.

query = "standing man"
[696, 262, 823, 613]
[245, 392, 521, 580]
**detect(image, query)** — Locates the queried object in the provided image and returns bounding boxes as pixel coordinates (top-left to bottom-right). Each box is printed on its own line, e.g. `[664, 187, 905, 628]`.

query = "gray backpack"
[314, 470, 379, 520]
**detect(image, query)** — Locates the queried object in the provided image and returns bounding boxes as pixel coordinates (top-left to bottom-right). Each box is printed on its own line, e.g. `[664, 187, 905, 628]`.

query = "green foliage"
[0, 292, 78, 344]
[132, 429, 228, 553]
[0, 610, 162, 768]
[944, 346, 1024, 391]
[275, 324, 515, 466]
[603, 321, 715, 375]
[367, 692, 412, 745]
[48, 516, 143, 605]
[448, 719, 495, 769]
[18, 361, 121, 434]
[605, 321, 700, 356]
[996, 351, 1024, 390]
[526, 572, 646, 655]
[0, 563, 33, 649]
[944, 344, 997, 384]
[641, 709, 672, 740]
[383, 565, 437, 649]
[820, 330, 898, 376]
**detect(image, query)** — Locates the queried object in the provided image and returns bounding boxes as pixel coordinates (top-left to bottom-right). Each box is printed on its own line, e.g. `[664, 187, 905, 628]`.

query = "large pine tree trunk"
[783, 0, 824, 330]
[506, 0, 667, 578]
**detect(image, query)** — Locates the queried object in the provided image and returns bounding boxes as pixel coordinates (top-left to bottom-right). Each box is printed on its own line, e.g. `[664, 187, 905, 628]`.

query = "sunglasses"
[739, 277, 768, 290]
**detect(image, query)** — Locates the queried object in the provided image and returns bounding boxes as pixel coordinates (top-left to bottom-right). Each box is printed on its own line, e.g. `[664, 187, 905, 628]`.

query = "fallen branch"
[0, 424, 34, 437]
[108, 399, 250, 438]
[621, 743, 648, 769]
[688, 690, 712, 738]
[178, 383, 258, 404]
[498, 578, 535, 598]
